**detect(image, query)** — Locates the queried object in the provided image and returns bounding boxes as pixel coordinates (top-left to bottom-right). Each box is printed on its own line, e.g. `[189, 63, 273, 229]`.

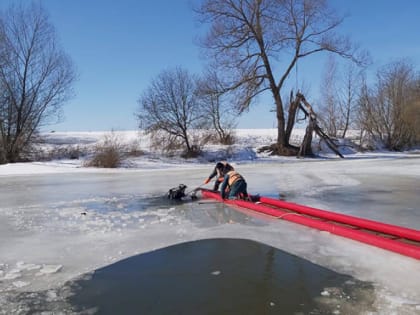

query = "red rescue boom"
[200, 189, 420, 260]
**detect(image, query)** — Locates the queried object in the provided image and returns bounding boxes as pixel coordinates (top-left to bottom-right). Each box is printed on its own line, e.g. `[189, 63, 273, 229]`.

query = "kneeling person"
[220, 170, 248, 200]
[204, 161, 234, 191]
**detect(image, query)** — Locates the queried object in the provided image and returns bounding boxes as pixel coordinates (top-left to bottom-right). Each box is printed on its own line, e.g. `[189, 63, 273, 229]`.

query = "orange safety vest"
[226, 170, 243, 187]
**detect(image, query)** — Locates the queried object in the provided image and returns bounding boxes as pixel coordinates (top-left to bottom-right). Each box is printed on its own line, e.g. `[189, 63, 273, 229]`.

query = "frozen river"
[1, 157, 420, 314]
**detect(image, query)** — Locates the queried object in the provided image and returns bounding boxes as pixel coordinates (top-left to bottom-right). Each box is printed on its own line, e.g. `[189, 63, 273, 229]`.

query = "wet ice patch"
[4, 271, 21, 280]
[2, 194, 184, 235]
[16, 261, 42, 271]
[13, 281, 30, 288]
[0, 285, 80, 315]
[0, 261, 64, 292]
[315, 283, 376, 314]
[37, 264, 63, 276]
[0, 194, 197, 296]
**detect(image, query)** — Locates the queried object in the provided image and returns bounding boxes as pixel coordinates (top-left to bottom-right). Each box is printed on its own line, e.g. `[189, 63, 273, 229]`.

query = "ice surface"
[0, 130, 420, 313]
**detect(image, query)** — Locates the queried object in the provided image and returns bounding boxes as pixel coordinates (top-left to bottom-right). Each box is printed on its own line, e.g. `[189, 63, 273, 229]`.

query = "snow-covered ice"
[0, 129, 419, 314]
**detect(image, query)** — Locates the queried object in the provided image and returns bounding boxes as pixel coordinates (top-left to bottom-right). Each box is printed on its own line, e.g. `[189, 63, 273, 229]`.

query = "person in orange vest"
[203, 161, 234, 191]
[219, 168, 248, 200]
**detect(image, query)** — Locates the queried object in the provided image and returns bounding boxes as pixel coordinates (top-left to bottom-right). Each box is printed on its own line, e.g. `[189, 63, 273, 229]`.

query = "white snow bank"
[1, 129, 418, 177]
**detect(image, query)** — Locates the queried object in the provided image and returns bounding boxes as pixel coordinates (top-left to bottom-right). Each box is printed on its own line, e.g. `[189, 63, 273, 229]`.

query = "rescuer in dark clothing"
[203, 161, 234, 191]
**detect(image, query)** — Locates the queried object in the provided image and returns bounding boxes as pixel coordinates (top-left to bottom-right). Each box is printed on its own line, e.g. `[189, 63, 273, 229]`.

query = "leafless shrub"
[34, 145, 85, 161]
[220, 132, 236, 145]
[357, 61, 420, 150]
[149, 130, 183, 153]
[148, 129, 207, 159]
[85, 132, 124, 168]
[124, 139, 144, 157]
[181, 145, 202, 158]
[201, 129, 236, 145]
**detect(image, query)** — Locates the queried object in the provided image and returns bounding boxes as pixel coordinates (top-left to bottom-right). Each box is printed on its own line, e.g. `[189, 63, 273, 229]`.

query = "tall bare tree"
[319, 58, 362, 138]
[0, 3, 76, 163]
[196, 0, 363, 155]
[136, 67, 206, 157]
[338, 62, 362, 138]
[319, 56, 339, 137]
[196, 70, 237, 144]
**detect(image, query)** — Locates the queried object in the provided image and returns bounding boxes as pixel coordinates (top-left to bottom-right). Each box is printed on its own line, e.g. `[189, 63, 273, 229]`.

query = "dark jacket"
[207, 161, 234, 181]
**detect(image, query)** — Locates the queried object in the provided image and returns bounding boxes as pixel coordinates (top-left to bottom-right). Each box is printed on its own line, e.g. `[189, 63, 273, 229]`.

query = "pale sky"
[1, 0, 419, 131]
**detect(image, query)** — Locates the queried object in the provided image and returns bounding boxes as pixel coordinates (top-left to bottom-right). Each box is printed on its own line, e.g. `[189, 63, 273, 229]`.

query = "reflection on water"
[67, 239, 375, 315]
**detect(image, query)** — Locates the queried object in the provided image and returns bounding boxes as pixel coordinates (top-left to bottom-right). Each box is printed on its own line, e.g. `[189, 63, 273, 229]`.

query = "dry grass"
[84, 132, 124, 168]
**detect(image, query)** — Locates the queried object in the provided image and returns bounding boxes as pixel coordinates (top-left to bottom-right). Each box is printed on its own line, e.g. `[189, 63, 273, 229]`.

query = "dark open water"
[68, 238, 375, 315]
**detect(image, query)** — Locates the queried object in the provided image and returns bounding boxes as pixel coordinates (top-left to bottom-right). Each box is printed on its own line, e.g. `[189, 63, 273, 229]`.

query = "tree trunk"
[276, 94, 286, 147]
[273, 90, 299, 156]
[6, 147, 19, 163]
[298, 119, 315, 157]
[257, 91, 300, 156]
[285, 92, 300, 143]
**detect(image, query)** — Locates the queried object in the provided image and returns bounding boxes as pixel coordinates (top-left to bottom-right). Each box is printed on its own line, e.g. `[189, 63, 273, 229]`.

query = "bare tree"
[136, 67, 206, 157]
[319, 57, 362, 138]
[0, 3, 76, 163]
[358, 60, 419, 150]
[319, 56, 339, 137]
[338, 62, 362, 138]
[407, 78, 420, 145]
[196, 70, 237, 144]
[196, 0, 363, 156]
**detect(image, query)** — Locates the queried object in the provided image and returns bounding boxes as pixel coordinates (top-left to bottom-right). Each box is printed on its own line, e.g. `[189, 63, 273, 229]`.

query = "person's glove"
[204, 178, 210, 184]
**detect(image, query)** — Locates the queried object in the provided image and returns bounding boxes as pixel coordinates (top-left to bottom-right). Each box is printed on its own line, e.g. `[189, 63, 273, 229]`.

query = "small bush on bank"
[46, 145, 84, 160]
[85, 132, 124, 168]
[125, 139, 145, 157]
[220, 132, 236, 145]
[181, 145, 202, 158]
[201, 130, 236, 145]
